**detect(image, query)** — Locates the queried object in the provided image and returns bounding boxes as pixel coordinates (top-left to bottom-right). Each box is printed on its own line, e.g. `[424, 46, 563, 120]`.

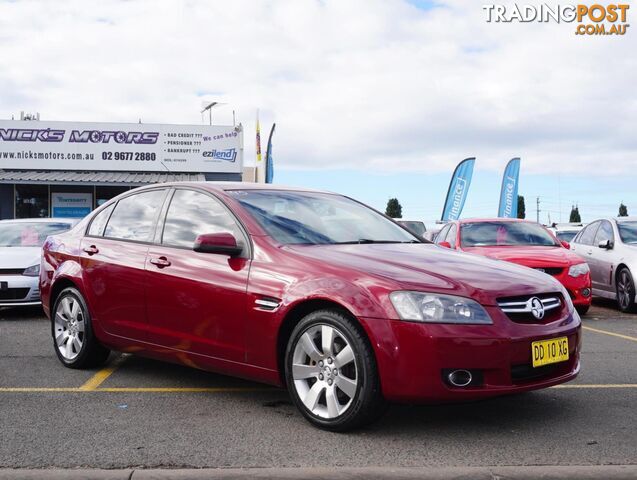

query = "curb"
[1, 466, 637, 480]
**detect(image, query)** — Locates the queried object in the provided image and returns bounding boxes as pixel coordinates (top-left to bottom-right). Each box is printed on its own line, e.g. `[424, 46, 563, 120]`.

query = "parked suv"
[41, 183, 581, 430]
[570, 217, 637, 312]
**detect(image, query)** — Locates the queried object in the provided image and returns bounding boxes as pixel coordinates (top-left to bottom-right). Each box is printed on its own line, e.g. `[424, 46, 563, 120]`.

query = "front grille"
[511, 363, 558, 383]
[0, 288, 30, 301]
[0, 269, 25, 275]
[497, 293, 563, 323]
[534, 267, 563, 276]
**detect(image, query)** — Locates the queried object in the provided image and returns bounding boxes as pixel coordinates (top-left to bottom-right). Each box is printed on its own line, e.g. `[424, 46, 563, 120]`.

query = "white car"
[0, 218, 79, 307]
[570, 216, 637, 312]
[548, 222, 584, 244]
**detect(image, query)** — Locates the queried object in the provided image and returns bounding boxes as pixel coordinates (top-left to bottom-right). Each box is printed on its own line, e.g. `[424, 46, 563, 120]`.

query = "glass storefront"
[15, 185, 49, 218]
[10, 184, 133, 219]
[96, 186, 130, 207]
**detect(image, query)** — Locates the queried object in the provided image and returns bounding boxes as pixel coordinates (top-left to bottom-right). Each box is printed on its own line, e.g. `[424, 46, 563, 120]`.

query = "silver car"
[0, 218, 79, 307]
[570, 216, 637, 312]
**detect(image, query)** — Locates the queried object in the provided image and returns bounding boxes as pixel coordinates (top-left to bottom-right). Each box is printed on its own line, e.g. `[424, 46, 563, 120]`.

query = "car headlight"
[568, 262, 589, 278]
[23, 264, 40, 277]
[389, 291, 493, 324]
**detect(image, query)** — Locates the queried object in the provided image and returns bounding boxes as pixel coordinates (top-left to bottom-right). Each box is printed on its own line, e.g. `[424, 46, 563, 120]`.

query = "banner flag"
[441, 157, 475, 221]
[265, 123, 276, 184]
[256, 110, 262, 164]
[497, 157, 521, 218]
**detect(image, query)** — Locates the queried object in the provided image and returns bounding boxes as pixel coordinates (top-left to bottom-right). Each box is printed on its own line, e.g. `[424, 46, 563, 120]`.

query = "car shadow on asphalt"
[364, 390, 582, 435]
[0, 305, 45, 321]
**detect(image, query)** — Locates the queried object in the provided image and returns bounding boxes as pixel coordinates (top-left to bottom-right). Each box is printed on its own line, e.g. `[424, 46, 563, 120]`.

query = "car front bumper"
[360, 306, 581, 403]
[0, 274, 41, 307]
[552, 271, 592, 308]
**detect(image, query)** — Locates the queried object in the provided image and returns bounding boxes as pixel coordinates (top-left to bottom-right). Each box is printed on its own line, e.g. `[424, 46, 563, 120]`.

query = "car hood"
[462, 245, 584, 267]
[0, 247, 41, 269]
[287, 243, 563, 305]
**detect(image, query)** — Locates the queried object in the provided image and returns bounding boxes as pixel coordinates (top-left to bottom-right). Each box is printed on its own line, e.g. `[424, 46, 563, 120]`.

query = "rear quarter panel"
[40, 229, 85, 320]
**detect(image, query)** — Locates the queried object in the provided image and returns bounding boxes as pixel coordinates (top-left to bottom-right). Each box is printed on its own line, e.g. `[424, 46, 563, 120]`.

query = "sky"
[0, 0, 635, 225]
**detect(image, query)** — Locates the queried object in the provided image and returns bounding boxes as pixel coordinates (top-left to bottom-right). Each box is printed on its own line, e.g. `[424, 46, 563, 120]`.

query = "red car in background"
[435, 218, 592, 314]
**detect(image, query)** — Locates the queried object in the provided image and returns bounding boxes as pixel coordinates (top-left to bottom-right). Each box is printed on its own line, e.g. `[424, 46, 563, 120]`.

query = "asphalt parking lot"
[1, 300, 636, 471]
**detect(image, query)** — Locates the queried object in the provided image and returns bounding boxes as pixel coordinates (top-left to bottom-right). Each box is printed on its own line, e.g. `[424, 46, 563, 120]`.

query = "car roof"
[457, 218, 535, 224]
[136, 181, 331, 195]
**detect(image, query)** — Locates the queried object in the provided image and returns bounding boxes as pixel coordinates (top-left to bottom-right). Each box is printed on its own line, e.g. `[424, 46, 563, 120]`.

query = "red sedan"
[435, 218, 592, 314]
[41, 184, 581, 431]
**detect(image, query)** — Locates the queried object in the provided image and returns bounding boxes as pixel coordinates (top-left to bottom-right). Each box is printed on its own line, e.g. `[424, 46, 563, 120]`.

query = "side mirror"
[598, 240, 613, 250]
[193, 232, 243, 256]
[560, 240, 571, 249]
[438, 241, 452, 249]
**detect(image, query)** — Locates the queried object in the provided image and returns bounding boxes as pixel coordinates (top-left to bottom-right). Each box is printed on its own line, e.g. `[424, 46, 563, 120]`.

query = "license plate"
[531, 336, 569, 367]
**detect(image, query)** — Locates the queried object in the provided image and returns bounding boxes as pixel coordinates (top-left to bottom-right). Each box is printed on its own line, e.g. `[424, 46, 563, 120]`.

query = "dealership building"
[0, 119, 245, 220]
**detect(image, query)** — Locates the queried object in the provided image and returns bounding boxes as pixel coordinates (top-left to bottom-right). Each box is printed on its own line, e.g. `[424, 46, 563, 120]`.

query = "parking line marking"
[552, 384, 637, 389]
[0, 387, 276, 393]
[0, 388, 80, 392]
[78, 354, 129, 391]
[583, 325, 637, 343]
[1, 385, 637, 394]
[97, 387, 276, 393]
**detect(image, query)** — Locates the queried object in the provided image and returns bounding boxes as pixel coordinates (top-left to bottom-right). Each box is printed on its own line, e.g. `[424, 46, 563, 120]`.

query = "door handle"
[83, 245, 99, 255]
[149, 256, 171, 268]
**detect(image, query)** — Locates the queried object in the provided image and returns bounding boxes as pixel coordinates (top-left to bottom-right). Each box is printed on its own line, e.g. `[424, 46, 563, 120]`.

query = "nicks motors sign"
[0, 120, 243, 173]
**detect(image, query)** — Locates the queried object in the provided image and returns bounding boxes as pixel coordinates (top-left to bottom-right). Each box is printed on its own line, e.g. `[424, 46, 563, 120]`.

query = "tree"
[569, 205, 581, 223]
[385, 198, 403, 218]
[517, 195, 526, 219]
[619, 202, 628, 217]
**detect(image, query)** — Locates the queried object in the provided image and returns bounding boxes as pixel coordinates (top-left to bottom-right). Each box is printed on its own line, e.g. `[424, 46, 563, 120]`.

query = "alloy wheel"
[291, 324, 358, 419]
[618, 271, 632, 310]
[54, 296, 85, 361]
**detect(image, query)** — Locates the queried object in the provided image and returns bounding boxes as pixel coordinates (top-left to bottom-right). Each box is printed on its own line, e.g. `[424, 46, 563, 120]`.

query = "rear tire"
[616, 268, 637, 313]
[52, 287, 110, 369]
[285, 309, 387, 432]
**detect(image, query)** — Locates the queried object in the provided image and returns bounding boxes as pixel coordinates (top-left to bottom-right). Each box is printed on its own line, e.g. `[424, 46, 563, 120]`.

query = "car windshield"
[556, 231, 577, 242]
[228, 190, 419, 245]
[460, 221, 558, 247]
[0, 222, 72, 247]
[618, 222, 637, 244]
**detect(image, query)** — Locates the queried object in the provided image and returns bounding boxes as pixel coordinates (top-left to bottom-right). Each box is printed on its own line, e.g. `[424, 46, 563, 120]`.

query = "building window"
[96, 186, 130, 207]
[15, 185, 49, 218]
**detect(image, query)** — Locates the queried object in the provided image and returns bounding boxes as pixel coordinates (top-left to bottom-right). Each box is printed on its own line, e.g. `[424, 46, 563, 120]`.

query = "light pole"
[200, 101, 226, 126]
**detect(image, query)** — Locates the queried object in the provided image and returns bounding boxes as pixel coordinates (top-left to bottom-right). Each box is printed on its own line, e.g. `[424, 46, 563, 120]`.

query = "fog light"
[581, 288, 591, 297]
[442, 369, 483, 388]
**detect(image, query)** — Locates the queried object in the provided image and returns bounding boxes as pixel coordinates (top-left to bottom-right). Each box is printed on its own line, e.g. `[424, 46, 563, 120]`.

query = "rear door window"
[87, 203, 115, 237]
[104, 189, 167, 242]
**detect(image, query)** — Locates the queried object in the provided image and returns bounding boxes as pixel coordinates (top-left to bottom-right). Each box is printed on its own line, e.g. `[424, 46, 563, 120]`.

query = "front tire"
[52, 287, 110, 368]
[575, 305, 590, 316]
[285, 309, 386, 431]
[616, 268, 637, 313]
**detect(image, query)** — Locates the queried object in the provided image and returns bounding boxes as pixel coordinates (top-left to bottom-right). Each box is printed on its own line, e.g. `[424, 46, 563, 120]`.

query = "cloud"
[0, 0, 634, 175]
